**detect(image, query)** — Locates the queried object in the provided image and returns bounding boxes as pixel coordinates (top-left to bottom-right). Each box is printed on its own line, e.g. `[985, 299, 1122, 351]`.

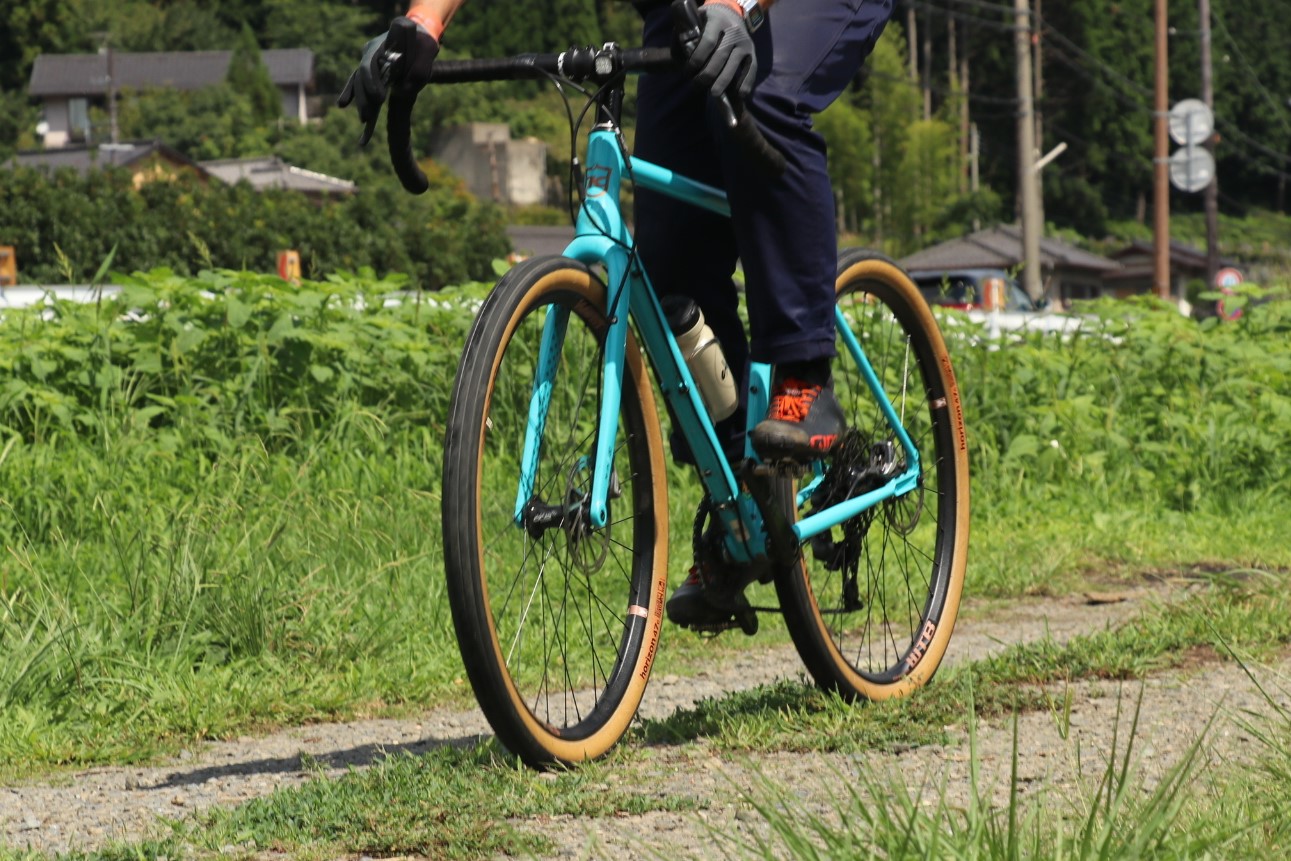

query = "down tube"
[790, 305, 922, 543]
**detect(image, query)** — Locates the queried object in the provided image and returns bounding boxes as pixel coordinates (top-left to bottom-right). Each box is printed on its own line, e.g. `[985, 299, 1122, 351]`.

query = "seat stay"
[789, 305, 922, 542]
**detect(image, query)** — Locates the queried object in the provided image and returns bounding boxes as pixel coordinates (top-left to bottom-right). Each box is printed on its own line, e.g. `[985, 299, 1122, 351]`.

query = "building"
[1102, 240, 1232, 299]
[28, 49, 315, 147]
[899, 225, 1123, 305]
[199, 156, 356, 199]
[430, 123, 548, 207]
[6, 141, 212, 188]
[6, 143, 356, 200]
[506, 225, 574, 259]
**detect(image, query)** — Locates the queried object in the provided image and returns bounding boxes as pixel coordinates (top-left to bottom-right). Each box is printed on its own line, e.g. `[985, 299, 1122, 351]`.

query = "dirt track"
[3, 579, 1279, 858]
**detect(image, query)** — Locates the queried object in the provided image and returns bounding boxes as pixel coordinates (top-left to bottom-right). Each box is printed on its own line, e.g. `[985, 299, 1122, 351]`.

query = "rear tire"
[442, 257, 669, 766]
[774, 250, 969, 699]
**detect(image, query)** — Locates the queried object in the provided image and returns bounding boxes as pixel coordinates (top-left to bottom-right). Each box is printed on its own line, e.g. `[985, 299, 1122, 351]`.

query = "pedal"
[732, 595, 758, 635]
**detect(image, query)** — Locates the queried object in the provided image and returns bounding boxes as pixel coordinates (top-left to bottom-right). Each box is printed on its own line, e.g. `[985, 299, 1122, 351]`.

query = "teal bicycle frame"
[515, 120, 921, 565]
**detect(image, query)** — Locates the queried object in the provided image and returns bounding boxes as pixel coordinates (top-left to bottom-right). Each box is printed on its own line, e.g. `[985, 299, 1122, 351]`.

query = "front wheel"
[442, 257, 669, 767]
[774, 250, 969, 700]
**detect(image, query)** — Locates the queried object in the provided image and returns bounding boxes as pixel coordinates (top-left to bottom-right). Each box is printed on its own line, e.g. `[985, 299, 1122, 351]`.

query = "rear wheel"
[442, 257, 669, 766]
[774, 250, 969, 699]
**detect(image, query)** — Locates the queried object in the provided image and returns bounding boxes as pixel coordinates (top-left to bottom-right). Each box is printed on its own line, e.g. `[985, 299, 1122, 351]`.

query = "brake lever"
[382, 19, 430, 194]
[379, 50, 403, 85]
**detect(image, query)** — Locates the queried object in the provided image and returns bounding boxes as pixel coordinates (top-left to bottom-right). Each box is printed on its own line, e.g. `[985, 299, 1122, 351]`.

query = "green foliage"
[259, 0, 380, 95]
[0, 269, 492, 766]
[0, 164, 509, 288]
[226, 24, 282, 125]
[0, 268, 1285, 773]
[113, 84, 272, 159]
[954, 293, 1291, 515]
[0, 89, 39, 162]
[451, 0, 600, 59]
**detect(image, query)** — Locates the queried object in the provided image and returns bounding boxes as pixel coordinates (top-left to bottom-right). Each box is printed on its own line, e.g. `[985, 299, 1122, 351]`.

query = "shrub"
[0, 164, 509, 288]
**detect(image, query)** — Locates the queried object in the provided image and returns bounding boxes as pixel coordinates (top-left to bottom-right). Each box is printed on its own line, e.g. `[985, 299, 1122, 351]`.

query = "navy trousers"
[633, 0, 894, 459]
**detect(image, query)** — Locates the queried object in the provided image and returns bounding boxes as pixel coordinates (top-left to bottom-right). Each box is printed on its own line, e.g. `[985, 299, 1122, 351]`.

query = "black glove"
[685, 3, 757, 99]
[337, 18, 441, 146]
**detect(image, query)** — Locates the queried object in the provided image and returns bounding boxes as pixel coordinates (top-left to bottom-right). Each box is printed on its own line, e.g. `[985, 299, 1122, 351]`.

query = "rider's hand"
[337, 17, 441, 146]
[685, 2, 757, 99]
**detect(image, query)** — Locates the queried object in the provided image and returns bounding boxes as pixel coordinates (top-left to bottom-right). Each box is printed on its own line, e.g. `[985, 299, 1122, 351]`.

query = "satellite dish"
[35, 121, 49, 137]
[1169, 145, 1215, 193]
[1169, 99, 1214, 147]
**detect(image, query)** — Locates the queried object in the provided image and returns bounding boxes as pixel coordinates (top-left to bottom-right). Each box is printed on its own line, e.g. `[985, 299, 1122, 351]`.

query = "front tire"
[442, 257, 669, 767]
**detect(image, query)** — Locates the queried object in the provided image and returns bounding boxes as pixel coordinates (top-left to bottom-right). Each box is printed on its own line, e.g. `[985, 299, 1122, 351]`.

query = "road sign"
[1169, 145, 1216, 193]
[1169, 98, 1215, 147]
[1215, 267, 1244, 288]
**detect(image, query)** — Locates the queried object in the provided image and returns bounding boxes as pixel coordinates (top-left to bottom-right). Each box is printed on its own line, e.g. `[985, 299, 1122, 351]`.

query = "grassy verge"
[640, 570, 1291, 753]
[24, 571, 1291, 861]
[0, 269, 1286, 773]
[34, 745, 698, 861]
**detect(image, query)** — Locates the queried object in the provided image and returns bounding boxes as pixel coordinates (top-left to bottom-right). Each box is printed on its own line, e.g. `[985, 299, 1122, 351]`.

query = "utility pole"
[949, 7, 963, 192]
[907, 2, 918, 89]
[1199, 0, 1220, 285]
[1153, 0, 1171, 299]
[1015, 0, 1043, 302]
[922, 3, 933, 120]
[960, 12, 973, 194]
[971, 122, 981, 230]
[91, 31, 120, 144]
[1033, 0, 1045, 232]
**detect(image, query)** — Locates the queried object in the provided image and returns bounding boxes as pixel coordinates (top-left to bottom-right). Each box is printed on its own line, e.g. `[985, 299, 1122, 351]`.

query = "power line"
[864, 67, 1020, 106]
[1210, 8, 1291, 140]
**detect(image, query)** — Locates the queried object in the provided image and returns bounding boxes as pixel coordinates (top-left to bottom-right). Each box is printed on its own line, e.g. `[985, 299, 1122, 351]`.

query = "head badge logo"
[586, 166, 612, 197]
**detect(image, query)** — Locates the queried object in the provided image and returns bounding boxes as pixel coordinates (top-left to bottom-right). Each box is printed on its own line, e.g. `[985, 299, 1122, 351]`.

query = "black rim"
[798, 274, 958, 685]
[473, 284, 656, 740]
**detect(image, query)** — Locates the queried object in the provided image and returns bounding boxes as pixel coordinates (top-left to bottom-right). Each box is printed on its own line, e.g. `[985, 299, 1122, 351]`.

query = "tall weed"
[0, 270, 1286, 766]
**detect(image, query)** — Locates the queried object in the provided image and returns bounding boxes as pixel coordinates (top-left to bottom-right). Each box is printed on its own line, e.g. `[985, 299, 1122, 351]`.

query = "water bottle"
[663, 296, 739, 422]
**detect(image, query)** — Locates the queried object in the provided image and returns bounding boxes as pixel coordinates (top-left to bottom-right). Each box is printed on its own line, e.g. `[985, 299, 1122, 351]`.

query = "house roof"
[6, 140, 211, 178]
[28, 49, 313, 97]
[900, 225, 1122, 275]
[1103, 239, 1235, 282]
[199, 156, 357, 195]
[506, 225, 575, 258]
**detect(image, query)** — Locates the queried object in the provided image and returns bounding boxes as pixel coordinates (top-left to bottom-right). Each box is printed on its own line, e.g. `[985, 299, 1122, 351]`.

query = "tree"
[263, 0, 381, 96]
[227, 24, 282, 125]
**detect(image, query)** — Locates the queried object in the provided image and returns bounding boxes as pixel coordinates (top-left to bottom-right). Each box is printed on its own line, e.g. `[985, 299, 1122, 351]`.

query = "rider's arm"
[405, 0, 468, 41]
[704, 0, 779, 19]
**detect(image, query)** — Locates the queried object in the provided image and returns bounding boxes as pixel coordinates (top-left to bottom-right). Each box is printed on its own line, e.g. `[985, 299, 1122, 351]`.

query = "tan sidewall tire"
[784, 254, 969, 701]
[460, 261, 669, 763]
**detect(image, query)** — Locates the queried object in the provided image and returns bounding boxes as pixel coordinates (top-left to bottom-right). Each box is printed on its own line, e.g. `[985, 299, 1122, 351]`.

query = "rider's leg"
[727, 0, 895, 461]
[635, 9, 749, 466]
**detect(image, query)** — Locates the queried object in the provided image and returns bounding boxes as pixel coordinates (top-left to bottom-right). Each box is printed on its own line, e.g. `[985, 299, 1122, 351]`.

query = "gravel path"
[4, 579, 1272, 858]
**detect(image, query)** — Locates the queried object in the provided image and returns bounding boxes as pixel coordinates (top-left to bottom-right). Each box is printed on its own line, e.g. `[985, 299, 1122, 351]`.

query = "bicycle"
[380, 1, 969, 768]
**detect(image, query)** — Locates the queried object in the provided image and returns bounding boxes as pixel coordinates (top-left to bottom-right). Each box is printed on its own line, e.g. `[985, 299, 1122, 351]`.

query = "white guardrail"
[7, 285, 1087, 339]
[0, 285, 123, 308]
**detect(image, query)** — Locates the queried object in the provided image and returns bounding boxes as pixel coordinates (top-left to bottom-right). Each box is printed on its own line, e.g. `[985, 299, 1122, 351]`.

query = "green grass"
[36, 745, 699, 861]
[691, 697, 1235, 861]
[30, 576, 1289, 861]
[0, 268, 1287, 775]
[640, 570, 1291, 754]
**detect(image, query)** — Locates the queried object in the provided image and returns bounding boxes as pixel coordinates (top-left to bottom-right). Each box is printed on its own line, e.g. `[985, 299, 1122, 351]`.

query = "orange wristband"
[405, 5, 446, 41]
[705, 0, 745, 15]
